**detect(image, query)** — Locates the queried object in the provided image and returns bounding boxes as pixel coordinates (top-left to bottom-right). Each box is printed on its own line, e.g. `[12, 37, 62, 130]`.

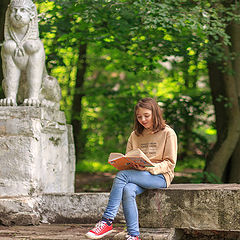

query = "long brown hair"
[134, 98, 166, 135]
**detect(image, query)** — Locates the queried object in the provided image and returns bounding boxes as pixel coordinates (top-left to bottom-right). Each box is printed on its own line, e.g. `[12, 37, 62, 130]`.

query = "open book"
[108, 148, 155, 170]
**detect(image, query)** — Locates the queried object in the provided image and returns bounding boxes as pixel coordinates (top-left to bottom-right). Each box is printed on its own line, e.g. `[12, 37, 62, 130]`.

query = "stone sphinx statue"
[0, 0, 61, 109]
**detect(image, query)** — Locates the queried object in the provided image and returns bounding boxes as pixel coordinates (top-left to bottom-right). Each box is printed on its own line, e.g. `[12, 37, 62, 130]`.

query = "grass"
[175, 157, 205, 172]
[76, 156, 205, 173]
[76, 159, 117, 173]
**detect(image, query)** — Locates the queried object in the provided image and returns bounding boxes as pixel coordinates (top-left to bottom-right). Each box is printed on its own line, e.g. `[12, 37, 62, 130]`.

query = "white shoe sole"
[85, 230, 113, 239]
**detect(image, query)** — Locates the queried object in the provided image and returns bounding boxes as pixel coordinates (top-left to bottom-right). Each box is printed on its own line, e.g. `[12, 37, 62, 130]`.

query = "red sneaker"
[85, 221, 113, 239]
[126, 235, 141, 240]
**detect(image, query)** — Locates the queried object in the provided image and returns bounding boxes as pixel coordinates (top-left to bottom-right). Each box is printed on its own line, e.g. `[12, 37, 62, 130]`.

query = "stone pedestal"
[0, 107, 75, 196]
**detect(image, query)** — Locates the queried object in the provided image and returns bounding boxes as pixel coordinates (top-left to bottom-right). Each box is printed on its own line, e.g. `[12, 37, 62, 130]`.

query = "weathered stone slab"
[137, 184, 240, 232]
[0, 183, 239, 240]
[0, 107, 75, 196]
[177, 229, 240, 240]
[0, 193, 124, 226]
[113, 228, 176, 240]
[0, 196, 40, 226]
[40, 193, 124, 224]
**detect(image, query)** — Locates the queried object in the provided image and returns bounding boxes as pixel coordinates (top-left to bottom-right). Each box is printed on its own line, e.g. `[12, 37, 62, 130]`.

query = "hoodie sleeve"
[146, 132, 177, 175]
[126, 132, 133, 154]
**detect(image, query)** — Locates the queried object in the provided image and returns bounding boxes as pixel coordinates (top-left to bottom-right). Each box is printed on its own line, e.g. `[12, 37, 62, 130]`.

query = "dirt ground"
[74, 172, 116, 192]
[74, 170, 195, 192]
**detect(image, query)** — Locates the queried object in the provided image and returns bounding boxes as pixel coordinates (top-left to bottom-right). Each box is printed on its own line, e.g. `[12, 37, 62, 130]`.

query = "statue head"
[9, 0, 36, 28]
[4, 0, 39, 41]
[9, 0, 36, 12]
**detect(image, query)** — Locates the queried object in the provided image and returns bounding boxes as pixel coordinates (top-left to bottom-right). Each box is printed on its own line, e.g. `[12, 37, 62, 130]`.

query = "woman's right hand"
[133, 164, 147, 171]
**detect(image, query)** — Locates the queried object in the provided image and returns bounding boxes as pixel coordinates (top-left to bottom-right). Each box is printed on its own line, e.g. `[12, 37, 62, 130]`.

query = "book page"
[108, 152, 124, 161]
[108, 148, 155, 171]
[126, 148, 149, 161]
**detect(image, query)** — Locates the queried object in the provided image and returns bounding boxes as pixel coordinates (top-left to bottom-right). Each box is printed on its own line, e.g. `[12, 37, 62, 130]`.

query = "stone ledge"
[40, 193, 124, 224]
[0, 183, 239, 236]
[0, 106, 66, 123]
[0, 196, 40, 226]
[0, 193, 124, 226]
[167, 183, 240, 190]
[113, 228, 176, 240]
[137, 184, 240, 232]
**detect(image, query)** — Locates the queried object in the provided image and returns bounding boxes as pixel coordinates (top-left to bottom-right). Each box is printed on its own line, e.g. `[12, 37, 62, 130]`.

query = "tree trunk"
[0, 0, 10, 98]
[205, 29, 240, 181]
[226, 20, 240, 183]
[71, 43, 87, 162]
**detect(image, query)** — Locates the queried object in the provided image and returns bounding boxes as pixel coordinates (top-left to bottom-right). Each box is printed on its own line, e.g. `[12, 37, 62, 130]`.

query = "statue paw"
[23, 98, 41, 107]
[0, 98, 17, 106]
[41, 99, 55, 108]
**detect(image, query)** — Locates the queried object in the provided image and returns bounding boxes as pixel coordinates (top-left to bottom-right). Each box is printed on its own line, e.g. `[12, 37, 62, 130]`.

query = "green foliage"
[76, 159, 116, 173]
[0, 0, 237, 180]
[161, 92, 212, 156]
[35, 0, 240, 168]
[191, 171, 223, 184]
[175, 157, 205, 172]
[77, 155, 205, 174]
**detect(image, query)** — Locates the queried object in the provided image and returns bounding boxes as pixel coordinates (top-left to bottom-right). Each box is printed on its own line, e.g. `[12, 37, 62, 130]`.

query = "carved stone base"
[0, 107, 75, 196]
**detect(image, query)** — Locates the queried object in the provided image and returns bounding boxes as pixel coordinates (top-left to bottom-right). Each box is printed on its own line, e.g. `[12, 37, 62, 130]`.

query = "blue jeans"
[103, 170, 167, 236]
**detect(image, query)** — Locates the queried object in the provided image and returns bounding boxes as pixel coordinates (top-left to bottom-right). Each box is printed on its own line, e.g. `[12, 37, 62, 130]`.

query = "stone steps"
[0, 224, 176, 240]
[113, 228, 176, 240]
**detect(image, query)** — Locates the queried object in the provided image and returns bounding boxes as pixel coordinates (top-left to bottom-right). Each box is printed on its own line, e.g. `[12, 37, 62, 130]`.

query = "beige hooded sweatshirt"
[126, 125, 177, 187]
